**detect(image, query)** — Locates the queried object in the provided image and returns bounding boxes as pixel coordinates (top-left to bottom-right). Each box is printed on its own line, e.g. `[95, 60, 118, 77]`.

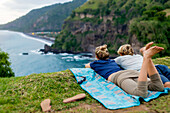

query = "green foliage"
[150, 5, 164, 11]
[73, 0, 112, 16]
[53, 30, 84, 52]
[81, 17, 101, 24]
[0, 50, 14, 77]
[129, 2, 170, 57]
[155, 11, 166, 21]
[116, 34, 128, 39]
[164, 1, 170, 8]
[143, 8, 167, 21]
[71, 11, 76, 18]
[75, 0, 108, 13]
[143, 10, 158, 18]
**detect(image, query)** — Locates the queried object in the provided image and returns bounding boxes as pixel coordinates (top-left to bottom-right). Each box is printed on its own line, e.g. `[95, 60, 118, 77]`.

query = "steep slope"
[0, 0, 87, 32]
[52, 0, 170, 57]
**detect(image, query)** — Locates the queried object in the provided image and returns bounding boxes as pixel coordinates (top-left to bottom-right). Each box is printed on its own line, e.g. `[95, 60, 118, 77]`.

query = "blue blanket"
[70, 68, 169, 110]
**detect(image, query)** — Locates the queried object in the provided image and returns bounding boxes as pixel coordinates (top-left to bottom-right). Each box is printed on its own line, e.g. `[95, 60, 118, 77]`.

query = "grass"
[153, 56, 170, 68]
[75, 0, 109, 13]
[145, 94, 170, 113]
[0, 57, 169, 112]
[0, 70, 98, 112]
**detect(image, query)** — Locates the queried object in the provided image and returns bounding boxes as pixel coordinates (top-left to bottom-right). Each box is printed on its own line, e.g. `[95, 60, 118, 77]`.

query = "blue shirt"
[90, 59, 122, 79]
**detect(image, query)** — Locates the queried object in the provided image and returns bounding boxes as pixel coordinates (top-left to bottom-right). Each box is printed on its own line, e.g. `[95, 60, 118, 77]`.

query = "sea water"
[0, 30, 94, 76]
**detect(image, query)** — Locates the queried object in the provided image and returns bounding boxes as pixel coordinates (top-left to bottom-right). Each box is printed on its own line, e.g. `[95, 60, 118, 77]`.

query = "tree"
[143, 10, 157, 18]
[155, 12, 166, 21]
[70, 11, 76, 18]
[0, 50, 14, 77]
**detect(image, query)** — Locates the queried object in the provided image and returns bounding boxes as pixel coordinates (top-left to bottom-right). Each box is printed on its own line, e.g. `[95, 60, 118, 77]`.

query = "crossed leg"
[138, 43, 164, 81]
[136, 43, 164, 97]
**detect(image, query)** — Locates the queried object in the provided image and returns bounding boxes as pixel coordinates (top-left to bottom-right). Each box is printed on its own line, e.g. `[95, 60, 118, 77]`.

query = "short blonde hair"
[95, 44, 109, 60]
[117, 44, 134, 55]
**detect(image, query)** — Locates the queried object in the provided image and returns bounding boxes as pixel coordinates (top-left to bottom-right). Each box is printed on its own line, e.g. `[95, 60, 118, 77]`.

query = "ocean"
[0, 30, 94, 77]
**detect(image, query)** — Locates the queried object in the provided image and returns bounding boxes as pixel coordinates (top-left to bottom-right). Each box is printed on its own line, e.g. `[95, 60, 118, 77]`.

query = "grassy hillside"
[75, 0, 109, 12]
[0, 57, 169, 112]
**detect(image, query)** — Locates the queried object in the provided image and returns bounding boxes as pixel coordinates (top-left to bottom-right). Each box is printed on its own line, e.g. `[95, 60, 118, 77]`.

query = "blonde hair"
[95, 44, 109, 60]
[117, 44, 134, 56]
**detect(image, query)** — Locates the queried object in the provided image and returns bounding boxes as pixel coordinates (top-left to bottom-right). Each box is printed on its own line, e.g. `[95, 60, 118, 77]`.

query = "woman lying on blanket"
[85, 42, 164, 98]
[114, 42, 170, 88]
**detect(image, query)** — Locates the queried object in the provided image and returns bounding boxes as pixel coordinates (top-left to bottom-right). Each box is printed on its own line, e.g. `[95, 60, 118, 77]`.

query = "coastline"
[24, 33, 55, 43]
[24, 33, 94, 57]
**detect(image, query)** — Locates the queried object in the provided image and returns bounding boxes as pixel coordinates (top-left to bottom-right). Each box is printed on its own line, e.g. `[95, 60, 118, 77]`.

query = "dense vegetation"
[0, 57, 169, 112]
[0, 0, 87, 32]
[0, 49, 14, 77]
[129, 2, 170, 57]
[53, 0, 170, 57]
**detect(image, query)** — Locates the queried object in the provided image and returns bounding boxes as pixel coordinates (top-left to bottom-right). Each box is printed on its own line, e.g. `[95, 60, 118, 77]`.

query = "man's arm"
[85, 63, 91, 68]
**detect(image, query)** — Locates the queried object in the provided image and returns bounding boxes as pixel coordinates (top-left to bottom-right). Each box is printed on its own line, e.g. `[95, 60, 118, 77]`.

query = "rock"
[44, 44, 51, 54]
[22, 53, 29, 55]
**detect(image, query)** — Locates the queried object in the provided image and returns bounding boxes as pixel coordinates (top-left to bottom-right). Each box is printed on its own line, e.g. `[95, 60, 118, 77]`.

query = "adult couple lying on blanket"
[85, 42, 170, 98]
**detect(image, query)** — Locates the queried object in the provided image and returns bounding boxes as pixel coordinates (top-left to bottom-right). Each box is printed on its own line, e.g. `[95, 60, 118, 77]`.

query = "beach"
[25, 33, 55, 43]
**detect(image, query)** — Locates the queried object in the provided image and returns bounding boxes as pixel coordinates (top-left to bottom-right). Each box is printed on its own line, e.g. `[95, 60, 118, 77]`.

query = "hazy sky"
[0, 0, 72, 25]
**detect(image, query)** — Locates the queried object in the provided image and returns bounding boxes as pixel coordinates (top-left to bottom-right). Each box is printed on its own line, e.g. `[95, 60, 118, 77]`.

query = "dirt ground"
[58, 103, 155, 113]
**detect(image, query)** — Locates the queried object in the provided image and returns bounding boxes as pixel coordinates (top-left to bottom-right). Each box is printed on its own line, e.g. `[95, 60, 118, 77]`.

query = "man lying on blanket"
[85, 42, 164, 98]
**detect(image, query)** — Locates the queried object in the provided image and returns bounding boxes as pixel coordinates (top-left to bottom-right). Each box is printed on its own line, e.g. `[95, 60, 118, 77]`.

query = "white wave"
[61, 54, 95, 61]
[61, 56, 73, 59]
[30, 49, 43, 55]
[45, 52, 54, 55]
[19, 53, 22, 56]
[73, 55, 95, 61]
[73, 56, 80, 59]
[59, 53, 73, 56]
[19, 33, 52, 46]
[18, 53, 29, 56]
[66, 59, 74, 62]
[80, 53, 93, 56]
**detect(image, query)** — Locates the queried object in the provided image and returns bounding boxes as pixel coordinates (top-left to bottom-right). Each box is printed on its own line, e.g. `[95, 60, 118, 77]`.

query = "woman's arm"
[85, 63, 91, 68]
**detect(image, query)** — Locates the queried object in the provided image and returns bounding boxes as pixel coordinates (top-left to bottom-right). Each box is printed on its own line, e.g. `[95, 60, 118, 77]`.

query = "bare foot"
[164, 82, 170, 88]
[143, 46, 164, 58]
[140, 42, 154, 54]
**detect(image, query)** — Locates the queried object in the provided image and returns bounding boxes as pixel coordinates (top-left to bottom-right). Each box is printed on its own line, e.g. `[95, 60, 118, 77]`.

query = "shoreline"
[24, 33, 94, 56]
[24, 33, 55, 43]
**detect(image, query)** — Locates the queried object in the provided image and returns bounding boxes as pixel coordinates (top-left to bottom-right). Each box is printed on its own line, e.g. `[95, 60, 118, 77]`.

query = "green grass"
[153, 57, 170, 68]
[75, 0, 109, 13]
[0, 70, 98, 112]
[145, 94, 170, 113]
[0, 57, 169, 112]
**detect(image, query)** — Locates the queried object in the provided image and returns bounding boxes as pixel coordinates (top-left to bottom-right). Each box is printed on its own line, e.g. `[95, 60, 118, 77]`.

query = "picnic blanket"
[70, 68, 169, 110]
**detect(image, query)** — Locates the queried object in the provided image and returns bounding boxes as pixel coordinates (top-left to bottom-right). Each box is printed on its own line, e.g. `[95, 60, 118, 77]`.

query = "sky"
[0, 0, 72, 25]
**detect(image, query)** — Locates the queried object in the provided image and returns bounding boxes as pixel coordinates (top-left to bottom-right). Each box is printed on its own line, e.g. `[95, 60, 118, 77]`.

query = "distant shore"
[24, 33, 55, 43]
